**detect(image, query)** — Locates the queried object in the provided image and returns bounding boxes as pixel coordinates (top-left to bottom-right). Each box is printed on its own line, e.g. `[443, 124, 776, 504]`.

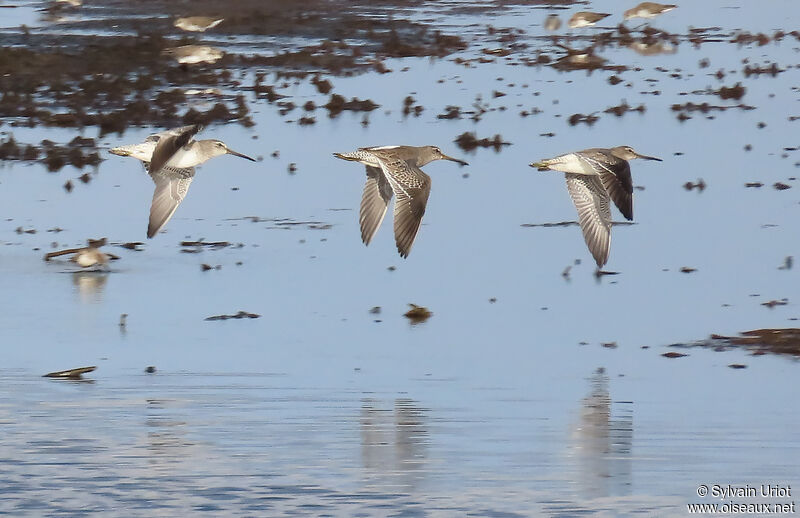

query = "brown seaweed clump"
[701, 329, 800, 357]
[404, 304, 432, 325]
[454, 132, 511, 152]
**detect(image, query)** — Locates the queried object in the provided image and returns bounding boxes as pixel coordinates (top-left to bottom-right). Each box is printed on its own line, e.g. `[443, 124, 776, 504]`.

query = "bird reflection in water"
[360, 398, 429, 490]
[144, 398, 194, 470]
[72, 271, 108, 303]
[568, 367, 633, 498]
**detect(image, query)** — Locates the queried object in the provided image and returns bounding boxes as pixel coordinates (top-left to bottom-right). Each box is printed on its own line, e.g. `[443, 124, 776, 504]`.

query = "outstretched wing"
[147, 166, 195, 238]
[359, 165, 394, 245]
[148, 124, 202, 175]
[579, 152, 633, 220]
[371, 154, 431, 259]
[565, 173, 612, 268]
[145, 125, 200, 143]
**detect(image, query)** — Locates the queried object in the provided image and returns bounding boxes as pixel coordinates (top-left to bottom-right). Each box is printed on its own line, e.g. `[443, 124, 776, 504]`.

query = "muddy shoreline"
[4, 0, 793, 172]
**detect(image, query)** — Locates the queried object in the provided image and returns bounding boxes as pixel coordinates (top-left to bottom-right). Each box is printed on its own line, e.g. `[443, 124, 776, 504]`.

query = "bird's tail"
[332, 151, 364, 162]
[109, 145, 133, 157]
[529, 161, 551, 171]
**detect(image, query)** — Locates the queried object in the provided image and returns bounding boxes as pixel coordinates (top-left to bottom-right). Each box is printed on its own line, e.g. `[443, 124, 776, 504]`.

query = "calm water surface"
[0, 0, 798, 515]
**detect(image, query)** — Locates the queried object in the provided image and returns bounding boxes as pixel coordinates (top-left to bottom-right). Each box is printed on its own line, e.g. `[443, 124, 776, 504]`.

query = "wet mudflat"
[1, 0, 799, 515]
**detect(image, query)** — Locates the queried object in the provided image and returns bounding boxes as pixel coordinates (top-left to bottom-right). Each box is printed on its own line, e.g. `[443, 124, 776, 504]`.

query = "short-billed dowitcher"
[333, 145, 468, 258]
[110, 125, 255, 238]
[530, 146, 661, 268]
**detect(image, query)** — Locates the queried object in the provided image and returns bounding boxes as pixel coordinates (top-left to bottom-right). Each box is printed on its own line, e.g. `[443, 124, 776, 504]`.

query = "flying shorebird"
[110, 125, 256, 238]
[568, 11, 612, 29]
[624, 2, 677, 21]
[530, 146, 662, 268]
[174, 16, 224, 32]
[333, 145, 468, 258]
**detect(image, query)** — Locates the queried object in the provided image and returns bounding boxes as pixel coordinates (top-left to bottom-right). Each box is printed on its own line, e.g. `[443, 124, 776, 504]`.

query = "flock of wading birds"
[552, 1, 677, 30]
[50, 2, 680, 270]
[99, 124, 662, 270]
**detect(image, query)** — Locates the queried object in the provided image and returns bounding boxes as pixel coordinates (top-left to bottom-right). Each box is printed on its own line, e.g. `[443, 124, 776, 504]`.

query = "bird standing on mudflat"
[530, 146, 661, 268]
[333, 145, 468, 258]
[568, 11, 611, 28]
[544, 13, 562, 31]
[624, 2, 677, 21]
[174, 16, 224, 32]
[110, 124, 255, 238]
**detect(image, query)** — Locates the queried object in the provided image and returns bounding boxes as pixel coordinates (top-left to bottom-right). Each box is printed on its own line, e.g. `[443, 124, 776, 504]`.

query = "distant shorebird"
[628, 41, 677, 56]
[44, 238, 117, 269]
[624, 2, 677, 21]
[163, 45, 223, 65]
[530, 146, 662, 268]
[110, 125, 255, 238]
[174, 16, 224, 32]
[544, 14, 562, 31]
[568, 12, 611, 29]
[333, 145, 468, 258]
[71, 247, 109, 268]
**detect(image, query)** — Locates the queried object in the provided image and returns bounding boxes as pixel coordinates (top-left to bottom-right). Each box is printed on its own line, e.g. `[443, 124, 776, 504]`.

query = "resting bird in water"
[530, 146, 662, 268]
[333, 145, 468, 258]
[110, 125, 255, 238]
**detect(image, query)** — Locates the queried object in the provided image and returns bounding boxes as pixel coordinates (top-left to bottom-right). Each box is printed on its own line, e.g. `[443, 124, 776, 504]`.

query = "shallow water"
[1, 0, 799, 516]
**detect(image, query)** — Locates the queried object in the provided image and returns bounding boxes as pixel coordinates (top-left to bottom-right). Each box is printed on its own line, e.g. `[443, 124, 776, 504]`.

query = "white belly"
[546, 153, 599, 176]
[166, 147, 203, 168]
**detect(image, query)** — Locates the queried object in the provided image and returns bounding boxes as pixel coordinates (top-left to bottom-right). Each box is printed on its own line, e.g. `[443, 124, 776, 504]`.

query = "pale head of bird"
[200, 140, 256, 162]
[417, 146, 469, 167]
[609, 146, 662, 162]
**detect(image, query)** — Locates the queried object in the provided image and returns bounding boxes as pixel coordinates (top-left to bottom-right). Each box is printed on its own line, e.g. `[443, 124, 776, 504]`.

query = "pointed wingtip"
[591, 253, 607, 270]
